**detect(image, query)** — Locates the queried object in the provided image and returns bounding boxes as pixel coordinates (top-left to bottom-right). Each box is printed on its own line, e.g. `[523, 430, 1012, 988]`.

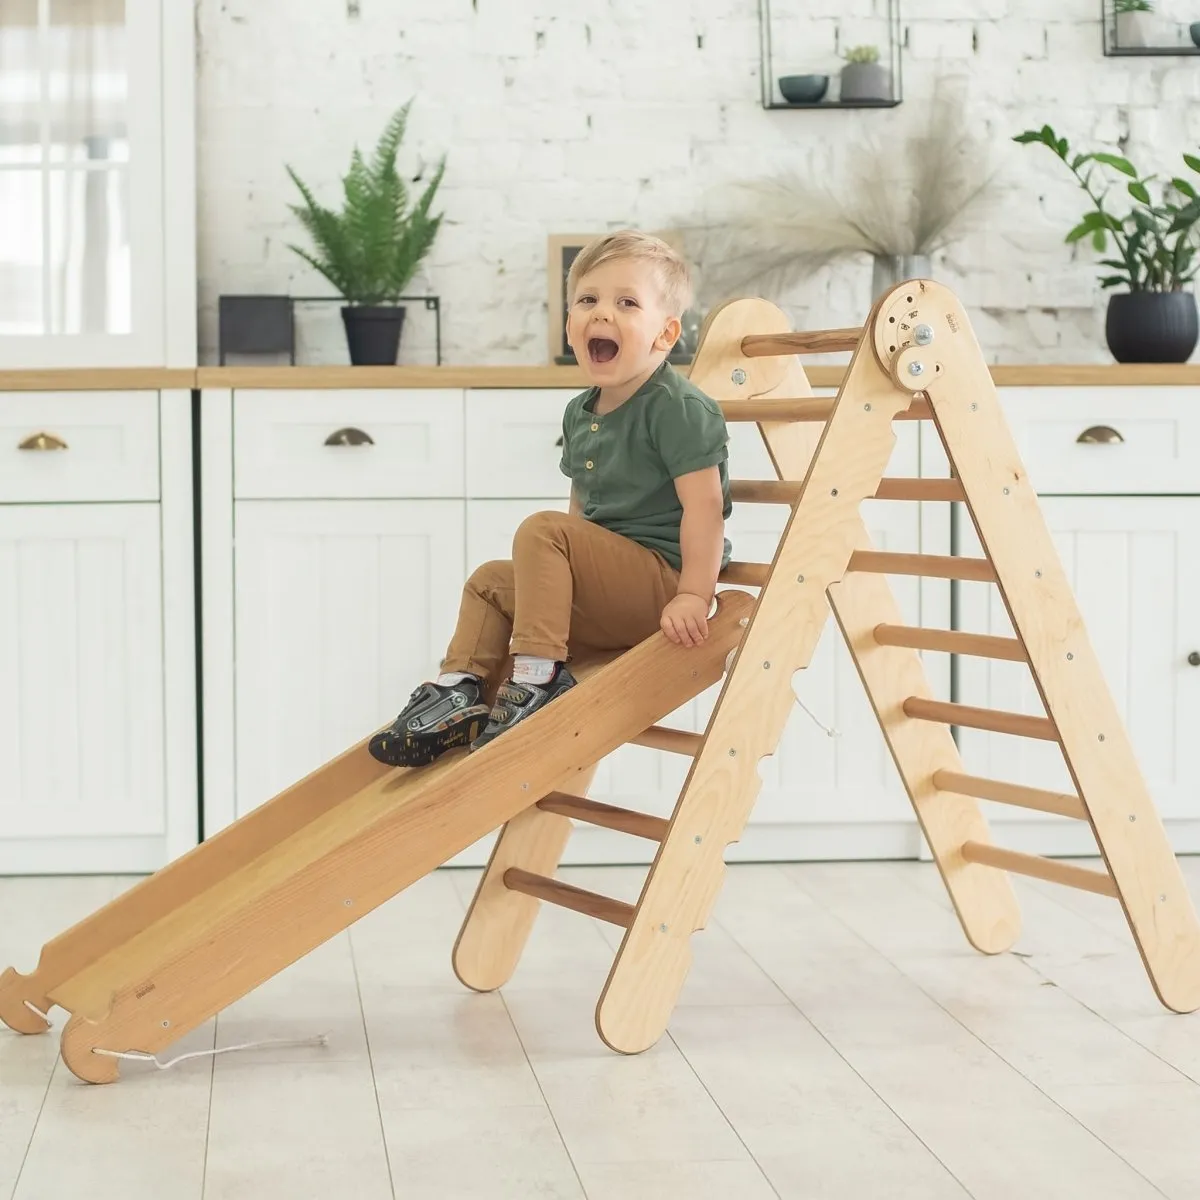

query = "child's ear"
[654, 315, 682, 352]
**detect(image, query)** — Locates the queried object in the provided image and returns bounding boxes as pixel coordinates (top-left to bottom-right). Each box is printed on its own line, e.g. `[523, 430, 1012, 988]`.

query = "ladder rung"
[873, 624, 1027, 662]
[729, 478, 964, 506]
[873, 478, 965, 502]
[960, 842, 1117, 898]
[536, 792, 668, 841]
[933, 769, 1086, 821]
[741, 328, 863, 356]
[502, 868, 635, 927]
[629, 725, 703, 756]
[717, 398, 932, 424]
[719, 561, 769, 587]
[848, 551, 997, 583]
[903, 697, 1058, 742]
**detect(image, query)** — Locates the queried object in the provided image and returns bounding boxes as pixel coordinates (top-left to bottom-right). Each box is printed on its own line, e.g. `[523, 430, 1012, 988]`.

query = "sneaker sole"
[369, 708, 489, 769]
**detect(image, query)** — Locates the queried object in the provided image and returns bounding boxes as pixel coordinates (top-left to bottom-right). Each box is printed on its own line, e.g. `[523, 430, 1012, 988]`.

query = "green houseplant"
[840, 44, 891, 103]
[1014, 123, 1200, 362]
[286, 102, 446, 365]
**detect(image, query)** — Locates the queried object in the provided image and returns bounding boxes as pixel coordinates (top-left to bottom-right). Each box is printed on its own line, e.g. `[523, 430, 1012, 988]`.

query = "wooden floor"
[4, 857, 1200, 1199]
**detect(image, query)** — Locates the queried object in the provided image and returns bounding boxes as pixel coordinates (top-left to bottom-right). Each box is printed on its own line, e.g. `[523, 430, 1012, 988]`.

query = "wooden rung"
[629, 725, 703, 756]
[502, 868, 635, 927]
[903, 697, 1059, 742]
[718, 397, 931, 424]
[718, 561, 769, 587]
[741, 328, 863, 357]
[960, 841, 1117, 898]
[730, 478, 964, 506]
[848, 551, 997, 583]
[873, 624, 1027, 662]
[873, 478, 965, 502]
[933, 769, 1086, 820]
[536, 792, 669, 841]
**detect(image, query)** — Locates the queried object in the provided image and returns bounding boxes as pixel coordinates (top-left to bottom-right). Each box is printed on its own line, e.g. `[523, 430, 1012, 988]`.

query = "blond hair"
[566, 230, 694, 317]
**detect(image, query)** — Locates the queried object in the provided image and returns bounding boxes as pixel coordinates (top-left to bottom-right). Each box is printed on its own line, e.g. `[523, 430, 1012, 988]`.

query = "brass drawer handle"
[324, 427, 374, 447]
[1076, 425, 1124, 444]
[18, 431, 68, 451]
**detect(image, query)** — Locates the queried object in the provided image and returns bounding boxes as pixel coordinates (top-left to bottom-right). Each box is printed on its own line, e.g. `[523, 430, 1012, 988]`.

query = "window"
[0, 0, 174, 367]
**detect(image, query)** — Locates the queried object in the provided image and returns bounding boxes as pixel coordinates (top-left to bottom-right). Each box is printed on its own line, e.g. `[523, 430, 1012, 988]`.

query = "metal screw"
[797, 574, 805, 583]
[830, 487, 839, 497]
[1066, 652, 1074, 661]
[728, 748, 737, 757]
[694, 835, 703, 844]
[914, 323, 934, 346]
[1034, 570, 1042, 578]
[1160, 894, 1167, 902]
[1002, 487, 1010, 495]
[763, 661, 771, 669]
[1129, 815, 1136, 822]
[1098, 734, 1106, 742]
[731, 368, 747, 385]
[864, 403, 872, 411]
[162, 1020, 171, 1028]
[659, 923, 669, 933]
[343, 898, 353, 907]
[970, 402, 978, 411]
[908, 361, 925, 377]
[521, 783, 529, 790]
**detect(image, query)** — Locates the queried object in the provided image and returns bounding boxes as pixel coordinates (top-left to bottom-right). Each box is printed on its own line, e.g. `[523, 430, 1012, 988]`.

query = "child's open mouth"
[588, 337, 619, 364]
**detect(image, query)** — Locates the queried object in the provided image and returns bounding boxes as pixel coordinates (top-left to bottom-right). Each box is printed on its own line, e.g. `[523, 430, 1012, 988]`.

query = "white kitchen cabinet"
[231, 498, 466, 819]
[954, 497, 1200, 854]
[0, 389, 196, 875]
[0, 503, 168, 870]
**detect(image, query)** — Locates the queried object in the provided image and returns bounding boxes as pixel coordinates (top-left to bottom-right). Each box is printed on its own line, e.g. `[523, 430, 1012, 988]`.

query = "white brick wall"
[196, 0, 1200, 366]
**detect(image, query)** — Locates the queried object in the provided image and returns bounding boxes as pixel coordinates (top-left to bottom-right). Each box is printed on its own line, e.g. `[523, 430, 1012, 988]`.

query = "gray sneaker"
[369, 677, 489, 767]
[470, 665, 577, 753]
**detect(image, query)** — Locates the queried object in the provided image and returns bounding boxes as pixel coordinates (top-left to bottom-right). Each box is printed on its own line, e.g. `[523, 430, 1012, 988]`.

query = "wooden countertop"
[2, 363, 1200, 390]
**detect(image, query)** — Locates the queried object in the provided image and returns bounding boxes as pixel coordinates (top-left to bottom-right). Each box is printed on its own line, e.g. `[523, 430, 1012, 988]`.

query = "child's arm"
[661, 465, 725, 647]
[568, 486, 583, 517]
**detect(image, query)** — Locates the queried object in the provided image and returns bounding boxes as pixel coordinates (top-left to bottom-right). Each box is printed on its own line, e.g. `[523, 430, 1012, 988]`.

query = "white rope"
[795, 696, 841, 738]
[91, 1033, 329, 1071]
[23, 1000, 52, 1026]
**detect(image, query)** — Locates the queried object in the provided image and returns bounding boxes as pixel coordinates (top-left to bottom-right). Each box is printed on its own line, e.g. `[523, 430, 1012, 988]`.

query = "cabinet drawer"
[0, 391, 159, 503]
[998, 389, 1200, 495]
[465, 389, 579, 498]
[233, 389, 465, 499]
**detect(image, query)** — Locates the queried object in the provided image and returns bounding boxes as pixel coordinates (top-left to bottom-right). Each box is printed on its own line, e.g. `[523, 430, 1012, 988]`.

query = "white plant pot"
[1115, 11, 1152, 48]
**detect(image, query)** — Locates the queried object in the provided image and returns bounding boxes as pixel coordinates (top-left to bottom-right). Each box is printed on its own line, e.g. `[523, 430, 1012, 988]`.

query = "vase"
[871, 254, 932, 300]
[341, 305, 407, 365]
[1105, 292, 1198, 363]
[1114, 11, 1152, 48]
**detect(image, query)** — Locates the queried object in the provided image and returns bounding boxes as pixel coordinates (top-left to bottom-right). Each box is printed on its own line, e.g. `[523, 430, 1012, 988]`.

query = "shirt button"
[590, 423, 599, 432]
[585, 460, 594, 469]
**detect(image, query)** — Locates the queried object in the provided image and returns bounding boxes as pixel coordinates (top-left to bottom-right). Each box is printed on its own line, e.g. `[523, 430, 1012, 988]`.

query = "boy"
[369, 230, 732, 768]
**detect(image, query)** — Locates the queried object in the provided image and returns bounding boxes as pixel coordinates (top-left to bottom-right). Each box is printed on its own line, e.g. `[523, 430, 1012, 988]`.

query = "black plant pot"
[1105, 292, 1198, 364]
[341, 305, 407, 365]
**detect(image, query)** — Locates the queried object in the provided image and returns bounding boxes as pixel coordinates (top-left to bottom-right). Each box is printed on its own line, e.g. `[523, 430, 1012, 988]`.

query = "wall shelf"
[1102, 2, 1200, 56]
[758, 0, 903, 111]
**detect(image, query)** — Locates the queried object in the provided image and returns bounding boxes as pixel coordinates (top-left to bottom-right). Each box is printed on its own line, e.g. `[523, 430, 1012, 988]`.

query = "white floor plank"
[716, 864, 1167, 1200]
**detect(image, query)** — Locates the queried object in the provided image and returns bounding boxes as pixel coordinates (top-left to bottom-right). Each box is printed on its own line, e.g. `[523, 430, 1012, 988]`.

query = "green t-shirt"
[558, 361, 732, 572]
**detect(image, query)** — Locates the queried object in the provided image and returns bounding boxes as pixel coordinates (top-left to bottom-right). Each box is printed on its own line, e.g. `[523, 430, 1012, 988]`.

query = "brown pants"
[441, 510, 680, 685]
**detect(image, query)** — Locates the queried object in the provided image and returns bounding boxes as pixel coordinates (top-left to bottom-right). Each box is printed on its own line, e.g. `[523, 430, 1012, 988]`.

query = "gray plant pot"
[840, 62, 892, 103]
[1114, 11, 1151, 47]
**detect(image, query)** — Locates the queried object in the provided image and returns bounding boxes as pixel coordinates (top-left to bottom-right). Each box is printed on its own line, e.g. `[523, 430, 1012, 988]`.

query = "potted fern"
[286, 102, 446, 365]
[1014, 124, 1200, 362]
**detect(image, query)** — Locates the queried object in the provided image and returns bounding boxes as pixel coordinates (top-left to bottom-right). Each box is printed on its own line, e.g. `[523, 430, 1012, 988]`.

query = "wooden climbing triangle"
[3, 280, 1198, 1084]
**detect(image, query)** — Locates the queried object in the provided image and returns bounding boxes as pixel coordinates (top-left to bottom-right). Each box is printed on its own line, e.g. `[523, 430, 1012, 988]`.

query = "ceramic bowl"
[778, 74, 829, 104]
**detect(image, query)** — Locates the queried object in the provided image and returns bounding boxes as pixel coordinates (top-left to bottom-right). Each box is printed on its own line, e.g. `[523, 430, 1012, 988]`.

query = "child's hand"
[661, 593, 709, 647]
